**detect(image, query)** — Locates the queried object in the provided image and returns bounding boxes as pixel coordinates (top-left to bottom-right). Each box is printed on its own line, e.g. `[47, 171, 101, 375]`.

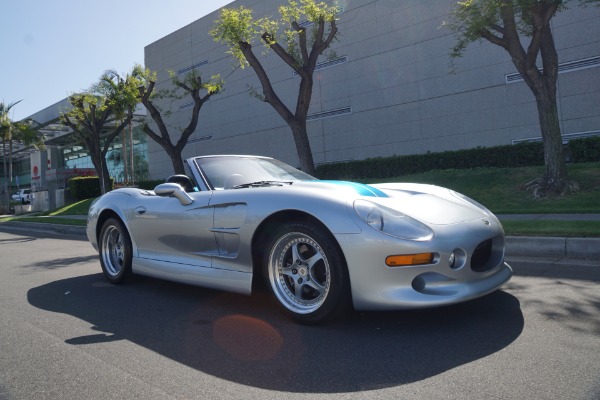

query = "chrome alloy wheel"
[268, 232, 331, 315]
[101, 224, 126, 277]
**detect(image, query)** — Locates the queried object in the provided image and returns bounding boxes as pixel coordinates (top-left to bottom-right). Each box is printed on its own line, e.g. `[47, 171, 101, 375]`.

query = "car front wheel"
[264, 221, 350, 324]
[99, 218, 132, 283]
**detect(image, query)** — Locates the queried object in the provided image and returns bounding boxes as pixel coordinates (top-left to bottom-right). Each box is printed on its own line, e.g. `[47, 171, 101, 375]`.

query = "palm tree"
[1, 100, 45, 209]
[1, 100, 22, 208]
[61, 70, 139, 194]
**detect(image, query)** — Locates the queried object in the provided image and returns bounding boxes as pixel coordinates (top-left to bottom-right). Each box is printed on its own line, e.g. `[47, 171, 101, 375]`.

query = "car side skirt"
[132, 257, 252, 295]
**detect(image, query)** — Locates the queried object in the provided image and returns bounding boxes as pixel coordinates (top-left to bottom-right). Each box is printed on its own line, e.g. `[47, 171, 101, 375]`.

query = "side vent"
[505, 55, 600, 84]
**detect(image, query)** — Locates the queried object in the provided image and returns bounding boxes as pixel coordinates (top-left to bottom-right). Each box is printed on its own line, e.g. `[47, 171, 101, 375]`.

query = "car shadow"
[28, 274, 523, 393]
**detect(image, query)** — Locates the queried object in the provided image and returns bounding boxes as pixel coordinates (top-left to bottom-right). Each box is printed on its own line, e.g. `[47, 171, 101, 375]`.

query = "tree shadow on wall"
[28, 274, 524, 393]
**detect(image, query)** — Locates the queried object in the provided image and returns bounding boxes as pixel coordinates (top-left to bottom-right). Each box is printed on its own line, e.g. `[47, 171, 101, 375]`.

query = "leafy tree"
[446, 0, 599, 197]
[1, 100, 45, 207]
[132, 64, 222, 175]
[211, 0, 340, 175]
[60, 71, 139, 194]
[1, 101, 21, 206]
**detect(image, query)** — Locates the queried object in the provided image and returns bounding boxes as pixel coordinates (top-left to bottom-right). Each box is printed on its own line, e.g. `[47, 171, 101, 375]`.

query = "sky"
[1, 0, 235, 121]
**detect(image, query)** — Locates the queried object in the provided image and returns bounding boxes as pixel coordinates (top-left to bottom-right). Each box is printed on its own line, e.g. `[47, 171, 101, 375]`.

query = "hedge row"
[68, 176, 108, 201]
[137, 179, 165, 190]
[568, 136, 600, 162]
[315, 136, 600, 180]
[68, 178, 165, 200]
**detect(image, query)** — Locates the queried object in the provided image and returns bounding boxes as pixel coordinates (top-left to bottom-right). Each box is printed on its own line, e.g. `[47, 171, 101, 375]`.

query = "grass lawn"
[366, 162, 600, 214]
[501, 220, 600, 237]
[46, 198, 94, 216]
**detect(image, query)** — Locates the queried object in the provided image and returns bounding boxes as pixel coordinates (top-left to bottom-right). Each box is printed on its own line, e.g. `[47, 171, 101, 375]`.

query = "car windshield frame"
[190, 156, 315, 191]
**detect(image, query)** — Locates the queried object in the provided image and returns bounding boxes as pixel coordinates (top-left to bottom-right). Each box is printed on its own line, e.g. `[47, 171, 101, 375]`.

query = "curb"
[505, 236, 600, 259]
[0, 221, 87, 237]
[1, 221, 599, 260]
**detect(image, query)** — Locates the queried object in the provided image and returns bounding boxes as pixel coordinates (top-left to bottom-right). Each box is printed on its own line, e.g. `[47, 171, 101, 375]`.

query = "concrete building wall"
[144, 0, 600, 179]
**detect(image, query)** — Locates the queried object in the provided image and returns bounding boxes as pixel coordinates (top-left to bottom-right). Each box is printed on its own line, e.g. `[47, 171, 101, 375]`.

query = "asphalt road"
[0, 228, 599, 400]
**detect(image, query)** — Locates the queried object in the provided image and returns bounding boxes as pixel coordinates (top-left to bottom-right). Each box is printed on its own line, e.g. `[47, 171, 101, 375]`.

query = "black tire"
[99, 218, 133, 283]
[263, 221, 350, 324]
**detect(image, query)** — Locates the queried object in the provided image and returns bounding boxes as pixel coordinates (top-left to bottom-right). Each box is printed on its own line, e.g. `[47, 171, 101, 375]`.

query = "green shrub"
[569, 136, 600, 162]
[68, 176, 106, 200]
[316, 142, 545, 180]
[137, 179, 165, 190]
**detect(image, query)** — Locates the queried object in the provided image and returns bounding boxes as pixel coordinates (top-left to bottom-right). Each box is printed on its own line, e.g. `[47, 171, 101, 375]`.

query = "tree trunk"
[521, 83, 577, 197]
[8, 139, 13, 189]
[534, 86, 567, 184]
[90, 153, 112, 195]
[101, 161, 112, 194]
[170, 151, 186, 176]
[2, 137, 9, 208]
[290, 121, 316, 176]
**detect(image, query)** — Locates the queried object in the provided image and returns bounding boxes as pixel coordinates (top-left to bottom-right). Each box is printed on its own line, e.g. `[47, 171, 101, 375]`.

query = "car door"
[129, 191, 216, 268]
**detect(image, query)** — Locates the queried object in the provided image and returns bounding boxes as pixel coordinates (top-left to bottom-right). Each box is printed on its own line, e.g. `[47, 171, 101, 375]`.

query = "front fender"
[87, 190, 135, 250]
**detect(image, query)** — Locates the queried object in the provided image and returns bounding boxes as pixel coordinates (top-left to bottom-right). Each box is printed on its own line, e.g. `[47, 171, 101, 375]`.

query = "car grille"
[471, 238, 495, 272]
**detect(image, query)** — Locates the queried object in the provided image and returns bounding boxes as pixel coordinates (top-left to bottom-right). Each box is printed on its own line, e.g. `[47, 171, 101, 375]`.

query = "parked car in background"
[11, 189, 31, 204]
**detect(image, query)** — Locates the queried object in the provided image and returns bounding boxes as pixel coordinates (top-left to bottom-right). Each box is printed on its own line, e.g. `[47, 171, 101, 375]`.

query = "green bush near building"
[568, 136, 600, 163]
[68, 176, 108, 200]
[316, 136, 600, 180]
[137, 179, 165, 190]
[65, 177, 163, 201]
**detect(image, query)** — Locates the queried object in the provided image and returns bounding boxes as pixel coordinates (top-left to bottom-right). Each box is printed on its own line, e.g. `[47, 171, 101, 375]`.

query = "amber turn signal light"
[386, 253, 434, 267]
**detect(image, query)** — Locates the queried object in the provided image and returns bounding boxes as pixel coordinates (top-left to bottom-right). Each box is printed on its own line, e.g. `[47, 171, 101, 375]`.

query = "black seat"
[166, 174, 195, 192]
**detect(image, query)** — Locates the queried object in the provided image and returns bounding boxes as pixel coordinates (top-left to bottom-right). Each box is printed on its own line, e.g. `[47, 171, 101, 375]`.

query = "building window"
[307, 107, 352, 121]
[189, 135, 213, 144]
[177, 59, 209, 75]
[62, 125, 149, 183]
[293, 56, 348, 77]
[505, 55, 600, 84]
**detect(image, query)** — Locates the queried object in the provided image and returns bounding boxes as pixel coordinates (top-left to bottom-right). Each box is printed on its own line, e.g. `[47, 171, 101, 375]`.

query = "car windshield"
[196, 156, 315, 190]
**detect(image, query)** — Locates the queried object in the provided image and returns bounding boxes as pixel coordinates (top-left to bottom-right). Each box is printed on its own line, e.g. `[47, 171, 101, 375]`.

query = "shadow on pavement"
[506, 259, 600, 337]
[28, 274, 523, 393]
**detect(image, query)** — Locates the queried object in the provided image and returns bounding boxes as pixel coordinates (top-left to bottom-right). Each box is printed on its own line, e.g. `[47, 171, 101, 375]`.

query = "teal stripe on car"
[320, 181, 389, 197]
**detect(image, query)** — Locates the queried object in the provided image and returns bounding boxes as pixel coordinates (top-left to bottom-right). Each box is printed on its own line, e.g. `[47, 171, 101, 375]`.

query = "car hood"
[294, 180, 491, 225]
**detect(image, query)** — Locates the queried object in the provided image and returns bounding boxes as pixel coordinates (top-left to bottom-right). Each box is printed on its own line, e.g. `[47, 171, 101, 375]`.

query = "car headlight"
[354, 200, 434, 241]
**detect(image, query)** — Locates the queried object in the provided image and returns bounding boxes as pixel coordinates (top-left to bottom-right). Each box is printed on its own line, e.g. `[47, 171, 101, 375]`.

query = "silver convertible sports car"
[87, 155, 512, 323]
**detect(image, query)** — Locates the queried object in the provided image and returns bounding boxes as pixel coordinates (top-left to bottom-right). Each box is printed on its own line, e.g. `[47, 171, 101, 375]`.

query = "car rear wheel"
[99, 218, 132, 283]
[264, 221, 350, 324]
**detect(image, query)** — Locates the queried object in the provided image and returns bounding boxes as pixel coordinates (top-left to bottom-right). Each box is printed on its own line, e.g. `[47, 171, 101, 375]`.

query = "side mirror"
[154, 183, 194, 205]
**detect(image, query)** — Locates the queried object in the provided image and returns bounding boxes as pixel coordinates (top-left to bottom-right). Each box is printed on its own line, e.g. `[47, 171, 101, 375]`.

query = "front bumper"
[336, 221, 513, 311]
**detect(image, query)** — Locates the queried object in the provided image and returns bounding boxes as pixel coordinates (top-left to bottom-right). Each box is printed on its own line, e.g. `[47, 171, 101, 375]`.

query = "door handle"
[135, 206, 146, 215]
